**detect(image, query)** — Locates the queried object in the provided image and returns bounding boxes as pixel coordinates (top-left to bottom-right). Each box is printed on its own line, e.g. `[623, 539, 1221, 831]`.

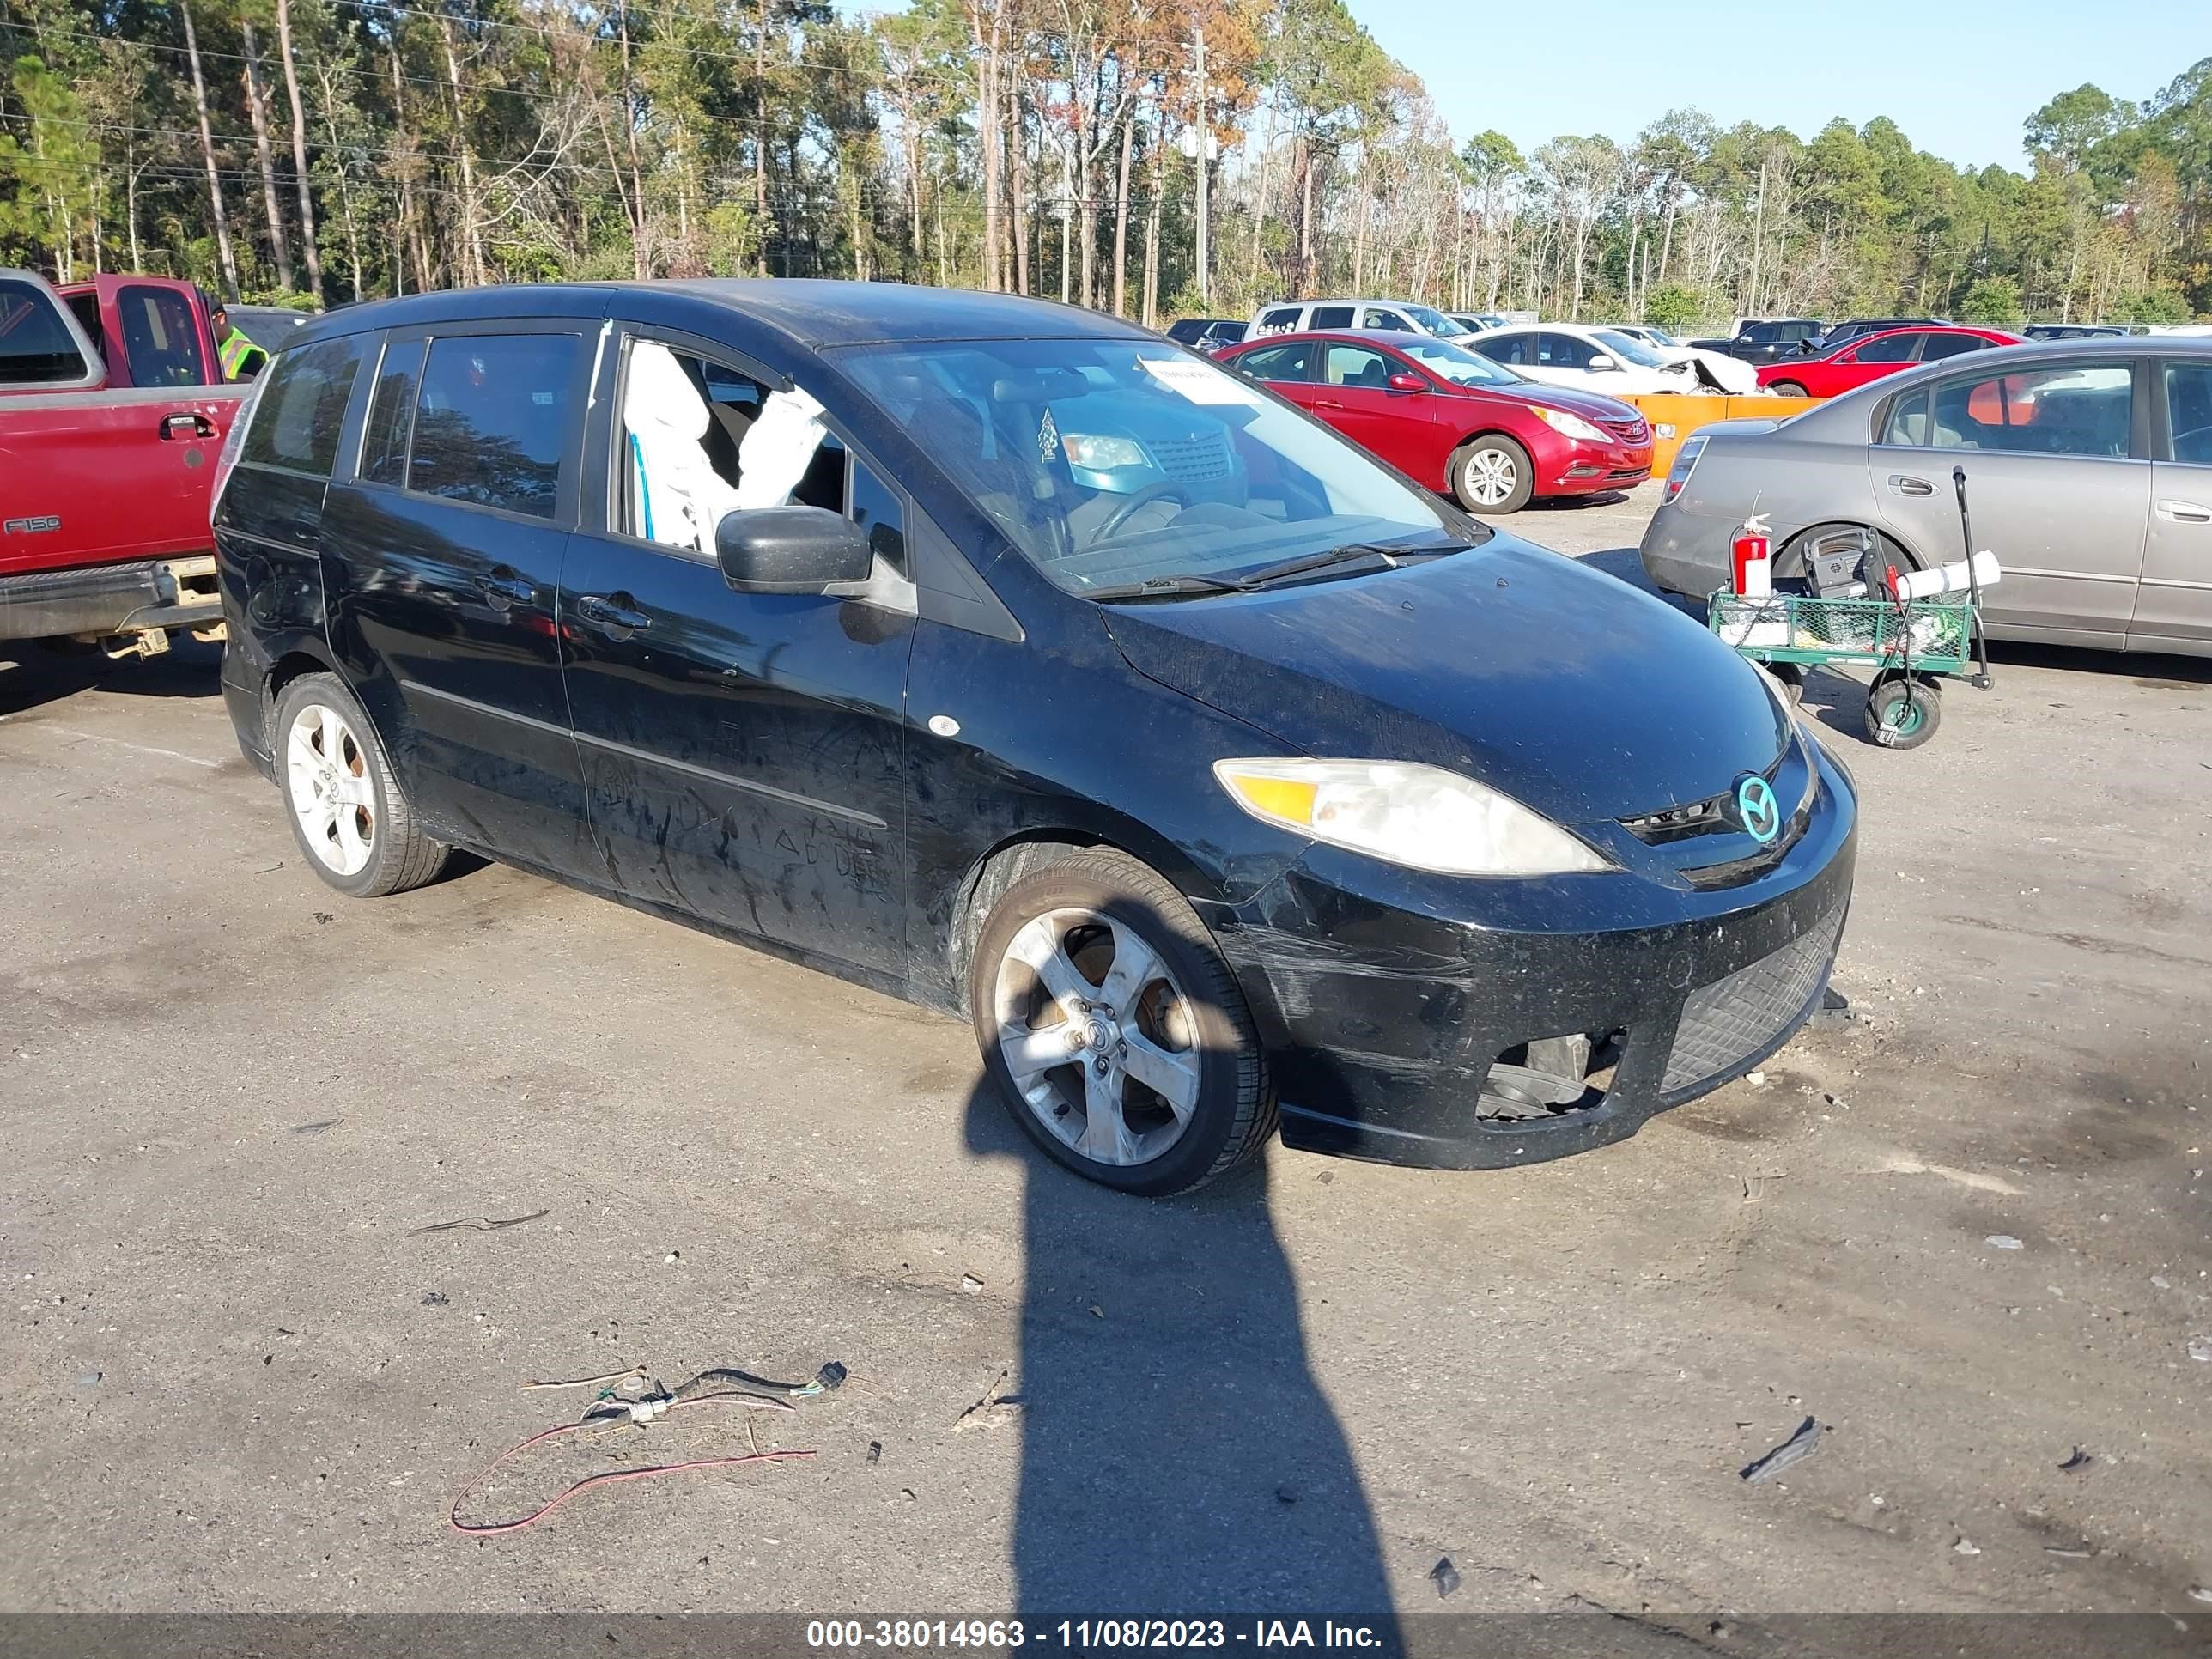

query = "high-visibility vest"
[219, 328, 267, 380]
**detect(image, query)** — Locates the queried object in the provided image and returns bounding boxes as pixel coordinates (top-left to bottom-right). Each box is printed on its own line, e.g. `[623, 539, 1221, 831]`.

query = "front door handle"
[1887, 474, 1935, 495]
[2155, 498, 2212, 523]
[160, 411, 216, 441]
[474, 568, 535, 611]
[574, 592, 652, 638]
[1311, 398, 1344, 410]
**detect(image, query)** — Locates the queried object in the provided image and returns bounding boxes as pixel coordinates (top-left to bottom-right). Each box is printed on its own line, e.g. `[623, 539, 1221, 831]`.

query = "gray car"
[1641, 337, 2212, 657]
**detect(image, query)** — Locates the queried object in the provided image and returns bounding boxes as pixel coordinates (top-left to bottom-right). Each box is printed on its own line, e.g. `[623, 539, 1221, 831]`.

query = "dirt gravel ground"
[3, 481, 2209, 1627]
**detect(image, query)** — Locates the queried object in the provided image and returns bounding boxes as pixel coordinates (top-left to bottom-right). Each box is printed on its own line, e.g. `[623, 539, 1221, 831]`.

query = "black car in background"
[211, 280, 1854, 1194]
[2022, 323, 2130, 339]
[228, 302, 321, 351]
[1687, 317, 1826, 364]
[1165, 316, 1247, 352]
[1813, 316, 1948, 351]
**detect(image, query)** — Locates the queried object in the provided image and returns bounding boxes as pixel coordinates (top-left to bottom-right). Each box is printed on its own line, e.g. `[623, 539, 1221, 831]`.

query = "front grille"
[1620, 791, 1733, 844]
[1147, 433, 1231, 483]
[1662, 904, 1844, 1093]
[1604, 416, 1650, 445]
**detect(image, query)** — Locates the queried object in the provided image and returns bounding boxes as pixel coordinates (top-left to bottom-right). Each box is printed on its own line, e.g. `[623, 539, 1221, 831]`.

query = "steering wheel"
[1092, 481, 1194, 543]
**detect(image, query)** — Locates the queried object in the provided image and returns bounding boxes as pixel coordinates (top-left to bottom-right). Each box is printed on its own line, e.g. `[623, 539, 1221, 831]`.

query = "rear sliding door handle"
[2155, 498, 2212, 523]
[574, 592, 652, 637]
[474, 568, 536, 611]
[1887, 474, 1935, 495]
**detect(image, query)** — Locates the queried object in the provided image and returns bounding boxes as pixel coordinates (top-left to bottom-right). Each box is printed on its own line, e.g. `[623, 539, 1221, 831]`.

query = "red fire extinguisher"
[1731, 514, 1772, 598]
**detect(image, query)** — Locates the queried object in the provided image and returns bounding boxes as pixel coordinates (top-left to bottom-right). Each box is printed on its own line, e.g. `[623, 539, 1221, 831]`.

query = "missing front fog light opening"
[1477, 1030, 1623, 1121]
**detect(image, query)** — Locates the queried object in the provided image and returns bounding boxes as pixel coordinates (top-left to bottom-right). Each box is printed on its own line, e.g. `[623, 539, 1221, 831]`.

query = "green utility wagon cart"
[1708, 467, 1994, 750]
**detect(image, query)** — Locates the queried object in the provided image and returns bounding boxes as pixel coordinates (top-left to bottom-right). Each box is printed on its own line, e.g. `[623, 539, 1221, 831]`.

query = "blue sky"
[1358, 0, 2200, 170]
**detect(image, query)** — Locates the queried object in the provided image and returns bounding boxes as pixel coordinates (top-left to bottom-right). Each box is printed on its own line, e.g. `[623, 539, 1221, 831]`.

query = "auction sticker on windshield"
[1139, 355, 1263, 406]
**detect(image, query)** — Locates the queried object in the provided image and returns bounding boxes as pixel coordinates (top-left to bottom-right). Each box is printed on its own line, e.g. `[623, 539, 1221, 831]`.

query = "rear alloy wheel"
[1769, 380, 1809, 398]
[969, 849, 1274, 1195]
[1450, 435, 1534, 514]
[275, 672, 449, 897]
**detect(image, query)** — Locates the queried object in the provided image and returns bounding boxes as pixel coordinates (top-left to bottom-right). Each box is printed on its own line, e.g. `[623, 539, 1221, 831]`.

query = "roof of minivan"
[289, 279, 1152, 352]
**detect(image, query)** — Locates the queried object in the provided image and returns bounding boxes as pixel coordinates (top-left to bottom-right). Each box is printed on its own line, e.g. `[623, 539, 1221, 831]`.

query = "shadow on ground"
[0, 635, 223, 717]
[962, 1079, 1396, 1616]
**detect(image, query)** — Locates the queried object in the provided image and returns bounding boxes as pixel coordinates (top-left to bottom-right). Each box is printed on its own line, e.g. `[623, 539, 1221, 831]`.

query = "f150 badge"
[3, 514, 61, 535]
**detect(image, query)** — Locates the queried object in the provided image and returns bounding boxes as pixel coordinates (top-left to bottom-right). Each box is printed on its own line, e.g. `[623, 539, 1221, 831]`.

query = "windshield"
[1639, 326, 1679, 346]
[1404, 305, 1468, 337]
[1594, 329, 1668, 368]
[1395, 336, 1523, 387]
[836, 337, 1468, 596]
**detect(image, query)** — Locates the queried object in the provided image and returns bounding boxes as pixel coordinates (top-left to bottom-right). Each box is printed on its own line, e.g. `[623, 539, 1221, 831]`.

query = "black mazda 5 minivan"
[213, 281, 1856, 1194]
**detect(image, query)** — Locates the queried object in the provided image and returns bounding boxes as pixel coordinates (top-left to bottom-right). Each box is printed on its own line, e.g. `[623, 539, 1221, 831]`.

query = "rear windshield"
[0, 276, 92, 385]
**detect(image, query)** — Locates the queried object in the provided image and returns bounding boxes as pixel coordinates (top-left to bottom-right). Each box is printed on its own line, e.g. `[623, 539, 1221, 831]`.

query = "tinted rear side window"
[118, 286, 210, 386]
[360, 337, 424, 486]
[408, 334, 580, 519]
[242, 335, 368, 475]
[1920, 332, 1988, 361]
[0, 276, 92, 384]
[1233, 342, 1315, 382]
[1855, 333, 1919, 363]
[1310, 306, 1354, 330]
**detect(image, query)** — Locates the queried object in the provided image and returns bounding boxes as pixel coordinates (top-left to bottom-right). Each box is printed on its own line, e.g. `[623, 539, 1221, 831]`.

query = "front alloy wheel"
[994, 906, 1203, 1168]
[968, 849, 1275, 1194]
[1452, 435, 1534, 514]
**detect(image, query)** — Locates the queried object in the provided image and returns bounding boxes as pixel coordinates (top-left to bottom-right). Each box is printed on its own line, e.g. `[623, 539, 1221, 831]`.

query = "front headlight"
[1531, 405, 1608, 443]
[1060, 433, 1147, 469]
[1212, 758, 1612, 877]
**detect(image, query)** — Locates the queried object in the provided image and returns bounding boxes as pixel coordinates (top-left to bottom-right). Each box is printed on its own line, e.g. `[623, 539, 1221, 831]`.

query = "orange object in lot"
[1627, 393, 1821, 476]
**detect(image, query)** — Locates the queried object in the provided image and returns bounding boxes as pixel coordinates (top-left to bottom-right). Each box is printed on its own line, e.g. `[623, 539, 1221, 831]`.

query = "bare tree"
[274, 0, 321, 295]
[240, 18, 296, 288]
[179, 1, 240, 298]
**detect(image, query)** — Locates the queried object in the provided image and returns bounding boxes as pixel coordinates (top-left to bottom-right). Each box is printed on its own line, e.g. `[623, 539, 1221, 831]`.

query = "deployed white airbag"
[623, 340, 743, 554]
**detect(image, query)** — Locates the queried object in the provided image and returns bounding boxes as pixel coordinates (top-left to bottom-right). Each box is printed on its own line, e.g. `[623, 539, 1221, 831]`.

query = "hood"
[1102, 537, 1789, 826]
[1504, 382, 1643, 423]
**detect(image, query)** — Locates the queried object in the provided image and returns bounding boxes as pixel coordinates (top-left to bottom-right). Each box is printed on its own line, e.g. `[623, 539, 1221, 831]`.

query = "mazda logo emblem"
[1736, 775, 1782, 846]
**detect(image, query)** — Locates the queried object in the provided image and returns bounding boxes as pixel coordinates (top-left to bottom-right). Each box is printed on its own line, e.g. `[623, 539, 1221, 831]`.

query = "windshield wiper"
[1083, 572, 1261, 602]
[1083, 540, 1475, 603]
[1236, 540, 1473, 588]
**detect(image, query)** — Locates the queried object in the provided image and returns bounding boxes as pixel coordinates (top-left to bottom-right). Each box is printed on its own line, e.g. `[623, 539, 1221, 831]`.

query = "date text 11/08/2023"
[805, 1620, 1388, 1650]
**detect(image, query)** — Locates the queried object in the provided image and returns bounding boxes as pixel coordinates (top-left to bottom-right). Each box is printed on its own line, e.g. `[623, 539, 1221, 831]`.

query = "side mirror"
[1586, 355, 1617, 373]
[1387, 371, 1427, 393]
[714, 506, 874, 594]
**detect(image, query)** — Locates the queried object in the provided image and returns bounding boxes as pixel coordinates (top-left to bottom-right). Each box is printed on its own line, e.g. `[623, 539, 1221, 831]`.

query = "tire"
[1863, 673, 1942, 750]
[273, 672, 450, 897]
[967, 848, 1276, 1196]
[1449, 435, 1534, 514]
[1778, 521, 1920, 592]
[1769, 380, 1809, 398]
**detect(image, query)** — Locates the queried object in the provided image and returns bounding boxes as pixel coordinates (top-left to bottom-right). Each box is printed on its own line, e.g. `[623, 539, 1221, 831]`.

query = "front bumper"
[1532, 430, 1650, 497]
[1212, 741, 1856, 1170]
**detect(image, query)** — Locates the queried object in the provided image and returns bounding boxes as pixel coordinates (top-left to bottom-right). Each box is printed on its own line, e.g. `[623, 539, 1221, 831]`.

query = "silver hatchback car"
[1641, 338, 2212, 657]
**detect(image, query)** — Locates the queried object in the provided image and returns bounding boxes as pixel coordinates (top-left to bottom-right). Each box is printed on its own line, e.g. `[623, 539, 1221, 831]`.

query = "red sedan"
[1216, 329, 1652, 513]
[1755, 325, 2025, 398]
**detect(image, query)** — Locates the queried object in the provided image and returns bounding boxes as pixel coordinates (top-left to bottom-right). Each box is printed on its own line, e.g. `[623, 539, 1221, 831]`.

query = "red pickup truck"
[1, 270, 252, 656]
